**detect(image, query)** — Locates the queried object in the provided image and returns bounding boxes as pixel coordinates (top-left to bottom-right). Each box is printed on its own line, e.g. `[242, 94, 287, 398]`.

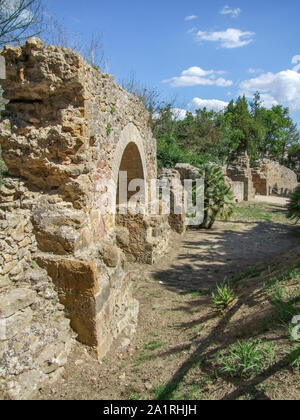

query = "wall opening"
[116, 142, 146, 210]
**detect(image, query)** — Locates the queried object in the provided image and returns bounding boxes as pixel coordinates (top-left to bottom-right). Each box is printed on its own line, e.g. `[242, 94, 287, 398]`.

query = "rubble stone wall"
[226, 155, 256, 201]
[0, 180, 74, 399]
[0, 38, 164, 398]
[252, 160, 298, 197]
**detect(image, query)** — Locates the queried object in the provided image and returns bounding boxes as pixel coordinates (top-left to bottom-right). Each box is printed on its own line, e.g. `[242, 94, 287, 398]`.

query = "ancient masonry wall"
[252, 160, 299, 197]
[0, 179, 74, 399]
[0, 38, 168, 398]
[226, 155, 256, 201]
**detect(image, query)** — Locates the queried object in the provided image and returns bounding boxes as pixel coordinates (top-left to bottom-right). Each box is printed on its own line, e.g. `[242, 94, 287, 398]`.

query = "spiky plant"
[287, 186, 300, 223]
[211, 282, 236, 311]
[199, 164, 235, 229]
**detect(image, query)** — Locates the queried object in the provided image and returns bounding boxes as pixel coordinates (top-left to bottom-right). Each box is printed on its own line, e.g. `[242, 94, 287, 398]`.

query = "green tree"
[258, 105, 300, 162]
[224, 96, 260, 162]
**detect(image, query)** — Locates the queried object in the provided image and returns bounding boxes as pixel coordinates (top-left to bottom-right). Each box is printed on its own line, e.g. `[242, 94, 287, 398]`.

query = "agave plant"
[287, 186, 300, 223]
[211, 282, 236, 311]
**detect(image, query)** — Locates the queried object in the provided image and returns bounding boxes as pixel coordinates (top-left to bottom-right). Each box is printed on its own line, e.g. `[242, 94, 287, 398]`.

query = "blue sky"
[47, 0, 300, 125]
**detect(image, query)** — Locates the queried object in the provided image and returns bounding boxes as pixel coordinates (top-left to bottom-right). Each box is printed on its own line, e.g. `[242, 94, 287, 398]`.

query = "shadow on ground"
[152, 218, 300, 293]
[149, 211, 300, 400]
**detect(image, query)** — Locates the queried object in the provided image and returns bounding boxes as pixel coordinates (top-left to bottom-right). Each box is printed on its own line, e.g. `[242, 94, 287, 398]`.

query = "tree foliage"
[153, 93, 300, 171]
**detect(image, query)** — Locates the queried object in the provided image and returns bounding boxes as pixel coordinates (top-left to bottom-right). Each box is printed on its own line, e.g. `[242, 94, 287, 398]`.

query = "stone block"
[102, 245, 120, 268]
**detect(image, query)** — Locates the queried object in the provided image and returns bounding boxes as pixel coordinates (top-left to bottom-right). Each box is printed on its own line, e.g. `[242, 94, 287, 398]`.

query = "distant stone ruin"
[252, 159, 298, 197]
[0, 38, 170, 399]
[226, 155, 298, 201]
[226, 155, 255, 201]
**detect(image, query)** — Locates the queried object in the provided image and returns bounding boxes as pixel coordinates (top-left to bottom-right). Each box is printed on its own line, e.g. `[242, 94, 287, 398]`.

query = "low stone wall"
[159, 168, 186, 235]
[116, 207, 170, 265]
[252, 160, 298, 197]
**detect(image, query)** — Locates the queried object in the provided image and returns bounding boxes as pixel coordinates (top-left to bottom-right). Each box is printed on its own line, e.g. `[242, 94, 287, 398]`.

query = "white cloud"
[197, 28, 255, 49]
[292, 55, 300, 64]
[187, 27, 197, 34]
[172, 108, 188, 120]
[185, 15, 198, 21]
[163, 66, 233, 87]
[220, 5, 241, 18]
[240, 61, 300, 110]
[292, 55, 300, 72]
[153, 108, 187, 121]
[248, 68, 264, 75]
[188, 98, 229, 112]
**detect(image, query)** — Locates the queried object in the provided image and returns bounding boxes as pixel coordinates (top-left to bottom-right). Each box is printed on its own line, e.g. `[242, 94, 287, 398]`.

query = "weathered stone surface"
[6, 370, 48, 400]
[0, 289, 36, 319]
[226, 155, 256, 201]
[0, 308, 33, 341]
[102, 245, 120, 268]
[115, 227, 130, 248]
[225, 178, 244, 203]
[159, 168, 186, 235]
[175, 163, 201, 181]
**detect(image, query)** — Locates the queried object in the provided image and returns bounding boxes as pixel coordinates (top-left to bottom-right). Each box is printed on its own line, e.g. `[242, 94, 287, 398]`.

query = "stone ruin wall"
[226, 155, 256, 201]
[0, 38, 169, 399]
[0, 178, 74, 400]
[252, 160, 299, 197]
[226, 155, 299, 201]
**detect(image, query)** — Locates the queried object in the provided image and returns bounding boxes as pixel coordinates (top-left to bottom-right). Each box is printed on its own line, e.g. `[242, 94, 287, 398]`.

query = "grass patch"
[155, 381, 205, 401]
[134, 340, 164, 369]
[231, 202, 289, 224]
[232, 203, 266, 221]
[236, 393, 256, 401]
[106, 123, 113, 136]
[144, 341, 163, 351]
[288, 346, 300, 370]
[181, 289, 209, 299]
[263, 266, 300, 328]
[154, 356, 206, 400]
[155, 381, 180, 400]
[231, 268, 265, 284]
[217, 339, 276, 378]
[130, 392, 139, 400]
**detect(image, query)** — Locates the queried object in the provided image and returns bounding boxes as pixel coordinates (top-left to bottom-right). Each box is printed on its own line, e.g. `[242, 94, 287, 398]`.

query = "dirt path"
[254, 195, 290, 206]
[39, 201, 300, 400]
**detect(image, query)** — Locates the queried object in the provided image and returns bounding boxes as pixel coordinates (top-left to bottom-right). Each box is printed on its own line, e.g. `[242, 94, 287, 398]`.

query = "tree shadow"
[153, 219, 300, 292]
[150, 215, 300, 400]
